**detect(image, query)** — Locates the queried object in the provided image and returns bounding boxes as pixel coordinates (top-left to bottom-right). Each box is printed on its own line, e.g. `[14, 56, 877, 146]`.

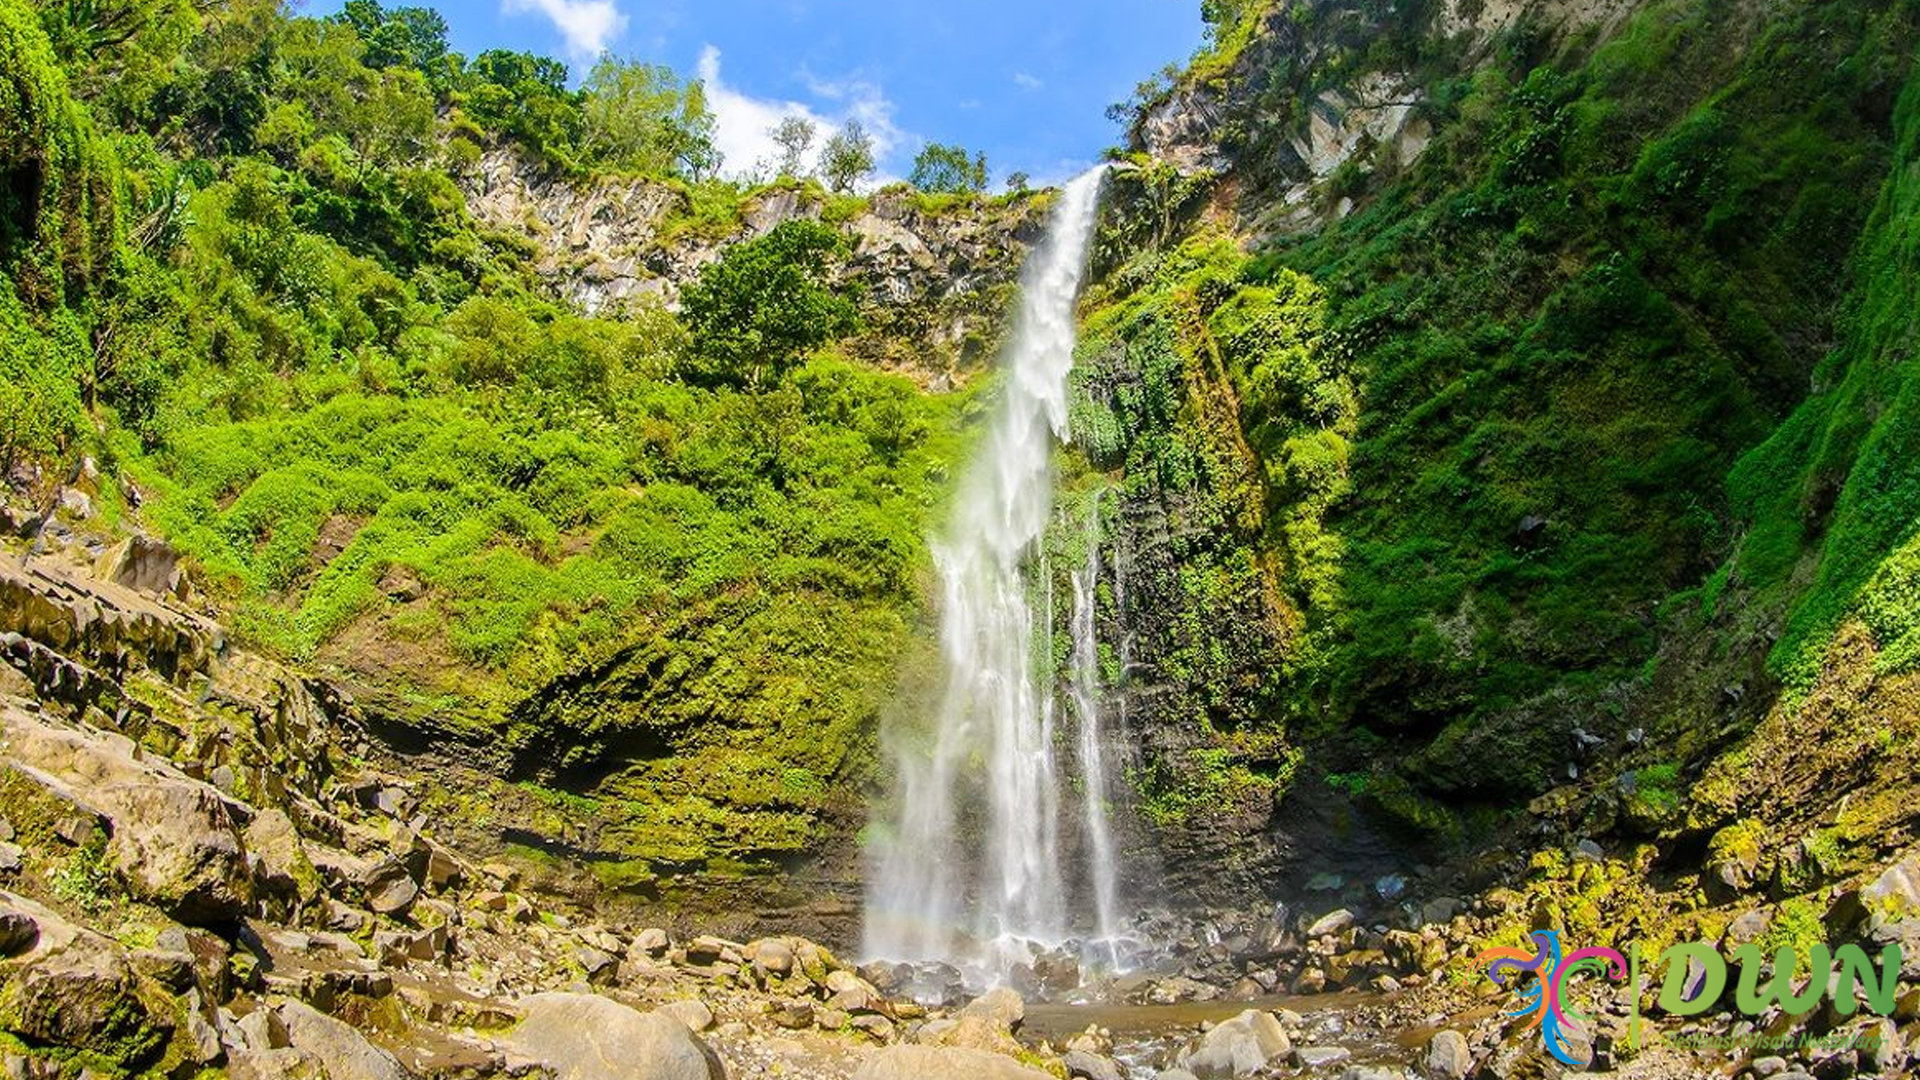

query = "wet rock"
[1064, 1049, 1123, 1080]
[502, 992, 721, 1080]
[1294, 1045, 1350, 1068]
[1178, 1009, 1292, 1078]
[1306, 909, 1356, 938]
[958, 986, 1025, 1031]
[854, 1045, 1053, 1080]
[1034, 950, 1080, 992]
[1423, 1030, 1470, 1079]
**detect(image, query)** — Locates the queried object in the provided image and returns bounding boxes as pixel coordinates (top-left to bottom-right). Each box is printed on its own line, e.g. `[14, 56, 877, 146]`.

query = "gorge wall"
[1058, 0, 1920, 931]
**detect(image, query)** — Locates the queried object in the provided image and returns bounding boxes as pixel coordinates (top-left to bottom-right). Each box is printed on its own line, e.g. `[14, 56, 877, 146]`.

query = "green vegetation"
[1725, 58, 1920, 691]
[0, 0, 982, 877]
[680, 219, 861, 388]
[1218, 0, 1920, 805]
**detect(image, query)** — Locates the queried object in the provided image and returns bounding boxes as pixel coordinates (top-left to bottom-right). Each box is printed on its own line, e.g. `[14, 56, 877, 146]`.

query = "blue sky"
[306, 0, 1205, 185]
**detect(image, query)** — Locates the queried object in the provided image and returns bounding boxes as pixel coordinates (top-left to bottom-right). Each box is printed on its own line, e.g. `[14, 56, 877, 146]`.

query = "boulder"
[1424, 1030, 1470, 1080]
[360, 858, 420, 916]
[2, 709, 252, 924]
[502, 992, 722, 1080]
[244, 809, 320, 905]
[0, 909, 37, 955]
[750, 937, 795, 976]
[94, 535, 187, 599]
[1064, 1049, 1124, 1080]
[854, 1045, 1053, 1080]
[275, 999, 410, 1080]
[632, 927, 671, 956]
[1294, 1045, 1351, 1068]
[958, 986, 1025, 1030]
[659, 998, 714, 1032]
[1178, 1010, 1292, 1078]
[1306, 909, 1355, 938]
[0, 894, 171, 1068]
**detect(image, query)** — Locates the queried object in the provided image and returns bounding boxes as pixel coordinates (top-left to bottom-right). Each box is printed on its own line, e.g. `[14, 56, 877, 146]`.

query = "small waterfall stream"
[864, 167, 1122, 983]
[1069, 497, 1123, 964]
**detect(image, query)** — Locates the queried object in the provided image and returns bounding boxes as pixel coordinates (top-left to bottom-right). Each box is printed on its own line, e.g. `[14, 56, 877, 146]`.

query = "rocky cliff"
[463, 151, 1045, 388]
[1071, 0, 1920, 920]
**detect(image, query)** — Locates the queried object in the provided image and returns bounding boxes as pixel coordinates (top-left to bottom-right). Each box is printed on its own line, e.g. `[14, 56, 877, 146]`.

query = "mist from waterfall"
[862, 166, 1119, 982]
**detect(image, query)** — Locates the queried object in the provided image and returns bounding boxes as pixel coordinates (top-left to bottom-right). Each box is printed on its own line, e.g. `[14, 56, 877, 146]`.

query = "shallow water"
[1021, 990, 1410, 1078]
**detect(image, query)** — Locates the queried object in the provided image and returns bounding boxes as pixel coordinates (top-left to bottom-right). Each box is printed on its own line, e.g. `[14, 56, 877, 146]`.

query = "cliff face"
[463, 150, 1045, 388]
[1078, 0, 1920, 911]
[1134, 0, 1639, 235]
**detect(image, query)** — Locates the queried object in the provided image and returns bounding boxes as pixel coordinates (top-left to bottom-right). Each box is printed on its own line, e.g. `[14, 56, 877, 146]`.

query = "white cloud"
[697, 46, 909, 188]
[501, 0, 628, 59]
[1012, 71, 1043, 91]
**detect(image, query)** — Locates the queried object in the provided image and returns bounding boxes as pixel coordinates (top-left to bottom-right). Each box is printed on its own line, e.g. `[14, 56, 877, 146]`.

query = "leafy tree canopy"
[908, 142, 988, 194]
[680, 219, 859, 389]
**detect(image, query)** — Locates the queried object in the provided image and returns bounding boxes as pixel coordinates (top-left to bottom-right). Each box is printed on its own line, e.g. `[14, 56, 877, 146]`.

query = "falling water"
[1068, 498, 1122, 964]
[864, 166, 1112, 981]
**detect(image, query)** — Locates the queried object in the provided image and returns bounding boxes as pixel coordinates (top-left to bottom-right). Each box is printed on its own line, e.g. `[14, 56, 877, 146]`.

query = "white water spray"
[864, 167, 1115, 981]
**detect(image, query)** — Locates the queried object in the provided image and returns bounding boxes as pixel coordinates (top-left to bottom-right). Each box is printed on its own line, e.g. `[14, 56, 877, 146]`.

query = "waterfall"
[864, 166, 1113, 982]
[1068, 498, 1122, 964]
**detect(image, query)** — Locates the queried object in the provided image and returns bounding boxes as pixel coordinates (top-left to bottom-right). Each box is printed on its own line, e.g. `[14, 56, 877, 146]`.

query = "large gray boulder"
[502, 992, 722, 1080]
[854, 1045, 1054, 1080]
[1177, 1010, 1293, 1078]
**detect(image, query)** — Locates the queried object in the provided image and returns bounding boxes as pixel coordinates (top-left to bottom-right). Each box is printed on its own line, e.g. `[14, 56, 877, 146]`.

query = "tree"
[462, 49, 582, 169]
[580, 55, 718, 179]
[908, 143, 987, 194]
[769, 115, 816, 179]
[679, 219, 859, 389]
[1200, 0, 1254, 42]
[1005, 170, 1031, 192]
[334, 0, 451, 88]
[819, 120, 875, 193]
